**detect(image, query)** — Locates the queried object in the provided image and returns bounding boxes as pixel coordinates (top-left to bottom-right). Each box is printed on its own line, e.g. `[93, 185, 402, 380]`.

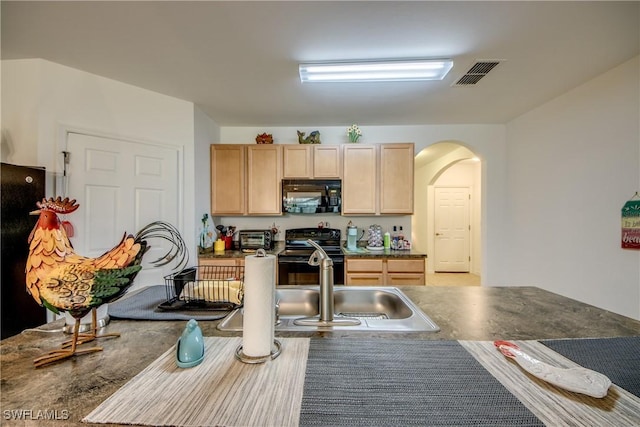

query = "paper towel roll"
[242, 252, 276, 357]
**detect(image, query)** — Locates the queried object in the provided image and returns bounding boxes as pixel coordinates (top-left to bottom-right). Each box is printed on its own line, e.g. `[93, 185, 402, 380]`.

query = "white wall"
[1, 59, 197, 265]
[505, 56, 640, 319]
[194, 105, 220, 246]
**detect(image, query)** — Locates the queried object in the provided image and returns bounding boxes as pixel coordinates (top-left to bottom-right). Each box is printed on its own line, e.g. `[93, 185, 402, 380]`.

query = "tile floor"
[425, 272, 481, 286]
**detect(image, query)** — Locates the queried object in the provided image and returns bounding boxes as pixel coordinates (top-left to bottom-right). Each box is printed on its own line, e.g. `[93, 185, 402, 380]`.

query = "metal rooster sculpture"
[26, 197, 188, 367]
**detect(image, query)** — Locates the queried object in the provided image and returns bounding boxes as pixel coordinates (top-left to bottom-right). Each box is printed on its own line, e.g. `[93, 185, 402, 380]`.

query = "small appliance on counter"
[346, 221, 364, 251]
[239, 229, 274, 252]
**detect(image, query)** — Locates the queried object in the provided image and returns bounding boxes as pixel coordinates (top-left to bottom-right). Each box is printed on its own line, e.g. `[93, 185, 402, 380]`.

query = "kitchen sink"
[217, 286, 440, 332]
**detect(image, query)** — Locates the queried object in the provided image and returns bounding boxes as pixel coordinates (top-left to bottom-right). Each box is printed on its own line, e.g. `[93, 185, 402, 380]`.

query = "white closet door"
[434, 187, 470, 272]
[66, 132, 181, 290]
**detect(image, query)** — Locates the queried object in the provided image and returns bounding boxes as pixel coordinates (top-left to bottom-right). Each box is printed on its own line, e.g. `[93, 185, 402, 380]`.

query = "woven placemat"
[84, 337, 310, 426]
[83, 337, 640, 427]
[541, 336, 640, 398]
[462, 339, 640, 426]
[300, 338, 543, 426]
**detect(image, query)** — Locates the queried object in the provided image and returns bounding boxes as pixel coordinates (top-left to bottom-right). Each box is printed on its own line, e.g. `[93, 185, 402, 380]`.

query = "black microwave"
[282, 179, 341, 214]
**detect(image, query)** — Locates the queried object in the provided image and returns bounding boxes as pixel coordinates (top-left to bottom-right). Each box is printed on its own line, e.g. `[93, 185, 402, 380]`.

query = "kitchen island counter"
[1, 286, 638, 426]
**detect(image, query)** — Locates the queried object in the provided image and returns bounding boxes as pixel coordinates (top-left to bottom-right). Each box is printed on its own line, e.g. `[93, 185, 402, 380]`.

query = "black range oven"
[278, 228, 344, 286]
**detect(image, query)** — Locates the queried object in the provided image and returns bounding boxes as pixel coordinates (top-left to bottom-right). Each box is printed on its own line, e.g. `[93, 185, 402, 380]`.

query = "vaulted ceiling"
[2, 1, 638, 126]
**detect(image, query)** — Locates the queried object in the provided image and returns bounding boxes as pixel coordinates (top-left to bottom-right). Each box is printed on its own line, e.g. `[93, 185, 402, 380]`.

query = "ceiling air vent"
[453, 60, 501, 86]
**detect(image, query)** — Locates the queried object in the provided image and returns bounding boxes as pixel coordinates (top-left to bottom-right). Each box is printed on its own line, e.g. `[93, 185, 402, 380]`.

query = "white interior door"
[434, 187, 470, 272]
[65, 132, 181, 290]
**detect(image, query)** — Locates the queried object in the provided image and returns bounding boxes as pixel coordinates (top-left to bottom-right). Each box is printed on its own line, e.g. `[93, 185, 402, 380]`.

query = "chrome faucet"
[293, 240, 360, 327]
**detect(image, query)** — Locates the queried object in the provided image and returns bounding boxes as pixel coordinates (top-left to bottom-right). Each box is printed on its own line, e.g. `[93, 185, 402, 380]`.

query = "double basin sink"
[217, 286, 440, 332]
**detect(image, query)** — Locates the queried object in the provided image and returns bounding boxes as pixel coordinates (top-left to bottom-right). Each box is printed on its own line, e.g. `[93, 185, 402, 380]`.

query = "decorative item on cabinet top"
[297, 130, 321, 144]
[347, 124, 362, 143]
[255, 133, 273, 144]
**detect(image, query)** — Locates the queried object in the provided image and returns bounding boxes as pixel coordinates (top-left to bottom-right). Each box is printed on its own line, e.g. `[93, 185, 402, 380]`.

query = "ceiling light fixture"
[299, 59, 454, 83]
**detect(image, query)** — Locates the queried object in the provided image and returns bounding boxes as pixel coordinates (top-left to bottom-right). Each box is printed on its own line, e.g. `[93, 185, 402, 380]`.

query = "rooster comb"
[36, 197, 80, 214]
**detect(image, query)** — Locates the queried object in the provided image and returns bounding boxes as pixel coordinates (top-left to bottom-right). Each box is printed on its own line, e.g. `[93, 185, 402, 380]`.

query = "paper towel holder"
[235, 247, 280, 364]
[235, 340, 282, 364]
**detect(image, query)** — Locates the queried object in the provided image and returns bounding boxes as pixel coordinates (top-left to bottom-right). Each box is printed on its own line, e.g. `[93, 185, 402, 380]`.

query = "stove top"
[285, 227, 341, 242]
[282, 227, 343, 255]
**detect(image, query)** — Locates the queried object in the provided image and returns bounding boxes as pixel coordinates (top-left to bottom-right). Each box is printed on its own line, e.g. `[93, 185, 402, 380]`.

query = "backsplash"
[212, 214, 411, 244]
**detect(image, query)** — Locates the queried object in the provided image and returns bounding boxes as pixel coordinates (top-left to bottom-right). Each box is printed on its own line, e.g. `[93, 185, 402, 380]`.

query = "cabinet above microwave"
[282, 179, 341, 214]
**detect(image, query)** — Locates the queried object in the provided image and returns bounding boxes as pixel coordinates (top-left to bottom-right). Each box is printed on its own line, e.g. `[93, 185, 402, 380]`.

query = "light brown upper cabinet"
[342, 145, 378, 214]
[211, 144, 282, 216]
[342, 143, 414, 215]
[246, 145, 283, 215]
[379, 143, 414, 214]
[210, 145, 245, 215]
[283, 145, 341, 179]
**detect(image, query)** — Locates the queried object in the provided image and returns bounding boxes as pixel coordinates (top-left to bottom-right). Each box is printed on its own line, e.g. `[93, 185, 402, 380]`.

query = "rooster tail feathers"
[135, 221, 189, 272]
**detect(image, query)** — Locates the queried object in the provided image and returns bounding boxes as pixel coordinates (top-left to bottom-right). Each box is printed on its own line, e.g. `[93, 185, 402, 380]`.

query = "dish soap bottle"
[384, 231, 391, 249]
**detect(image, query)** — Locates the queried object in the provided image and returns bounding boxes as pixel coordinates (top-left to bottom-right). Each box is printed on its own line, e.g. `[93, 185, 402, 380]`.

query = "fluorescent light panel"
[299, 59, 453, 83]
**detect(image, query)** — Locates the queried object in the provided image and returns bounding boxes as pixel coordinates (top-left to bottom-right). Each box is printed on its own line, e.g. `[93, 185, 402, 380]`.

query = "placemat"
[461, 339, 640, 426]
[541, 336, 640, 398]
[83, 337, 640, 427]
[108, 285, 231, 320]
[299, 338, 543, 426]
[83, 337, 310, 427]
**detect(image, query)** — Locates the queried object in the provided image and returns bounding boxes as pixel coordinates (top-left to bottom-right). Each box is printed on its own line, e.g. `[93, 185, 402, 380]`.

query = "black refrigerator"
[1, 163, 47, 339]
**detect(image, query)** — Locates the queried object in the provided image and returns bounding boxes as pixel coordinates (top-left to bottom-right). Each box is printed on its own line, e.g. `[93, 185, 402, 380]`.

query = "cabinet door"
[283, 145, 312, 178]
[342, 145, 377, 214]
[313, 146, 342, 178]
[387, 273, 425, 286]
[198, 258, 243, 279]
[345, 258, 384, 285]
[379, 143, 414, 214]
[247, 145, 283, 215]
[346, 273, 385, 286]
[346, 258, 384, 272]
[386, 258, 424, 273]
[211, 145, 245, 215]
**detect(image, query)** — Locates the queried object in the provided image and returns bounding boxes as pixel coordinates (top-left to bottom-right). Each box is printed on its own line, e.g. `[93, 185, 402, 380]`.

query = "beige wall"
[504, 56, 640, 319]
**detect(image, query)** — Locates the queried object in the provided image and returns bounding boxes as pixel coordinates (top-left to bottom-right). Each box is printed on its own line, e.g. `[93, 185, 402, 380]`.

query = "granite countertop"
[197, 241, 426, 259]
[342, 246, 426, 258]
[2, 286, 639, 426]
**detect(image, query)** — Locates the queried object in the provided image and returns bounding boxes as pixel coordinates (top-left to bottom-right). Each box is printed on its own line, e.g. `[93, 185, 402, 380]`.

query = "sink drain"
[336, 312, 389, 320]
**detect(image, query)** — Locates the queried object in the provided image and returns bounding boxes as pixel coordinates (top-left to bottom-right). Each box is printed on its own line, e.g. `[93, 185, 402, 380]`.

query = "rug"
[108, 285, 232, 321]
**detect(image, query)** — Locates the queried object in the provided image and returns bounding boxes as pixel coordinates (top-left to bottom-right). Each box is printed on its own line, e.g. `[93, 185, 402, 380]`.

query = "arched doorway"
[412, 141, 482, 284]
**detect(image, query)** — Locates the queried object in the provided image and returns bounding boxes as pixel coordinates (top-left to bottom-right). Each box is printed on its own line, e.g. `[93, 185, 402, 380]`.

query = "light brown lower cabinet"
[344, 257, 425, 286]
[198, 257, 245, 279]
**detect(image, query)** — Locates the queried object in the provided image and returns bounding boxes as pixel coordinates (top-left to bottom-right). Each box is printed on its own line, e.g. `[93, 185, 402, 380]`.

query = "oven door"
[278, 255, 344, 286]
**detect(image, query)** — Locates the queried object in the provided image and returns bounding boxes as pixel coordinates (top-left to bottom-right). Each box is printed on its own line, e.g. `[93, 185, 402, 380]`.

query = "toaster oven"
[238, 230, 274, 252]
